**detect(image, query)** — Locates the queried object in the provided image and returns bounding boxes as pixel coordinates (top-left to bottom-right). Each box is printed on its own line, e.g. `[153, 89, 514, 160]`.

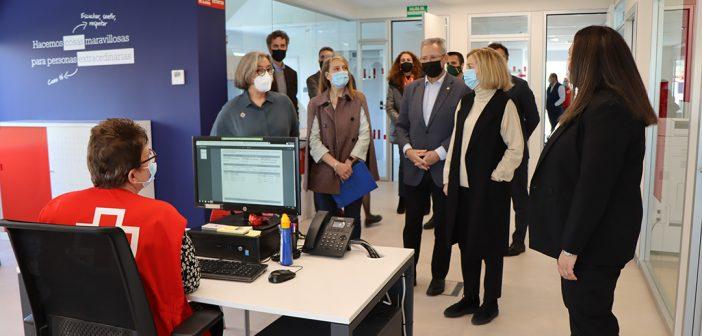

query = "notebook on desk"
[332, 161, 378, 208]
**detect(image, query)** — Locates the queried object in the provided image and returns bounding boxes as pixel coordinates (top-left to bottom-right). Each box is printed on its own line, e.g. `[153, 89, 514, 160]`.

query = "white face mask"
[138, 161, 157, 188]
[253, 72, 273, 93]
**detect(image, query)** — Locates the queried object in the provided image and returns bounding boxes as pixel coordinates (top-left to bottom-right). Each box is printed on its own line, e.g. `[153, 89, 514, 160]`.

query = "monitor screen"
[193, 136, 300, 215]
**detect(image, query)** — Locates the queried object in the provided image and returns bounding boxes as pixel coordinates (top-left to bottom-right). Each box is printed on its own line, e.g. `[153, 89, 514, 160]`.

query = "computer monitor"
[193, 136, 300, 216]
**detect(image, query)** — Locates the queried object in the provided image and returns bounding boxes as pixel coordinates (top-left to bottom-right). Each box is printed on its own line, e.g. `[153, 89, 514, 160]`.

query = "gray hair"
[234, 51, 272, 89]
[421, 37, 447, 55]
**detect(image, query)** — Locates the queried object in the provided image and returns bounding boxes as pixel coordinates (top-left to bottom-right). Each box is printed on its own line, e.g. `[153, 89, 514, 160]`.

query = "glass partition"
[468, 14, 530, 82]
[471, 40, 529, 80]
[390, 20, 423, 181]
[358, 22, 390, 180]
[544, 13, 607, 141]
[471, 15, 529, 36]
[225, 0, 357, 129]
[644, 2, 696, 319]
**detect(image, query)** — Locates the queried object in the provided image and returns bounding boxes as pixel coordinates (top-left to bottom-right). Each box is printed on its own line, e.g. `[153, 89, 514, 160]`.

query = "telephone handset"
[302, 211, 355, 258]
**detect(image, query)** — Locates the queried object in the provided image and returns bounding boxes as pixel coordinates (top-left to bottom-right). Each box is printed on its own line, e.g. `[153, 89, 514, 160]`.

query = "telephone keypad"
[304, 212, 355, 258]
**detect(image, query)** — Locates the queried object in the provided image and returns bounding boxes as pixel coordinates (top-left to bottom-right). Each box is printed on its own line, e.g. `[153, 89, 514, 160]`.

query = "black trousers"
[403, 172, 451, 279]
[547, 106, 564, 129]
[397, 144, 407, 198]
[314, 192, 363, 240]
[561, 265, 622, 336]
[510, 150, 529, 244]
[460, 248, 504, 303]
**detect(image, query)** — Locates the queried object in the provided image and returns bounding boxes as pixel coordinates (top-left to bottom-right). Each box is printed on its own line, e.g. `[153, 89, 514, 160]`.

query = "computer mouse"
[268, 269, 296, 283]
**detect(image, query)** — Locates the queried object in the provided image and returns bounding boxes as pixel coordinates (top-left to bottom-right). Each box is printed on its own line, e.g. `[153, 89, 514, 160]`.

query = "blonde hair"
[467, 48, 513, 91]
[318, 54, 358, 98]
[234, 51, 272, 90]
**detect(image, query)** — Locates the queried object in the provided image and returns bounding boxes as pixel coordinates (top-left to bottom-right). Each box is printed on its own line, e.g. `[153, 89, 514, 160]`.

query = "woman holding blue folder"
[306, 54, 379, 240]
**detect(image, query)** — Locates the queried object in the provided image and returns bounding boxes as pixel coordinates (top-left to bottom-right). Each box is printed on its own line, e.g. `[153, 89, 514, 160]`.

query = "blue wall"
[0, 1, 227, 226]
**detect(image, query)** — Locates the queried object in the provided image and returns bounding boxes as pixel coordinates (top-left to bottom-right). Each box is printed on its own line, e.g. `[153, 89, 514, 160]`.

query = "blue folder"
[332, 161, 378, 208]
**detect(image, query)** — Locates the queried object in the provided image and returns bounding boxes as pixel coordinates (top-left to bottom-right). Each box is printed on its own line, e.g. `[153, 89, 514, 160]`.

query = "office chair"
[0, 219, 222, 336]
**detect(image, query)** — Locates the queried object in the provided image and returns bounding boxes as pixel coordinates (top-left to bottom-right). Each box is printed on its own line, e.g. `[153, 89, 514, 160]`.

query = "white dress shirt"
[309, 107, 370, 163]
[402, 72, 448, 160]
[554, 85, 566, 107]
[443, 87, 524, 187]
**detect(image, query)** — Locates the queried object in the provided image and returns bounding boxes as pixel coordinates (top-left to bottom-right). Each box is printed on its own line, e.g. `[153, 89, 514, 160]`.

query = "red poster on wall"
[198, 0, 224, 10]
[0, 127, 52, 222]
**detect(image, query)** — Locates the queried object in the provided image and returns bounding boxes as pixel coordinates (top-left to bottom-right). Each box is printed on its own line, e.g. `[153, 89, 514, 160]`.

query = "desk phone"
[302, 211, 355, 258]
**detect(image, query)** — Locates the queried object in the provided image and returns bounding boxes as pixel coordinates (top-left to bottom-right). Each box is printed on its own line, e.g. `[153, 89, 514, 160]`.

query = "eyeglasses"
[256, 67, 274, 76]
[141, 148, 157, 164]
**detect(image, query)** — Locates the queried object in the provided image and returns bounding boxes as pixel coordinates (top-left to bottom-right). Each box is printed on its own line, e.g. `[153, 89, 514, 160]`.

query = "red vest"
[38, 187, 192, 335]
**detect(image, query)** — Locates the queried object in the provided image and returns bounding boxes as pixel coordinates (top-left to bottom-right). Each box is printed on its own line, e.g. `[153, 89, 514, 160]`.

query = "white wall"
[353, 1, 612, 55]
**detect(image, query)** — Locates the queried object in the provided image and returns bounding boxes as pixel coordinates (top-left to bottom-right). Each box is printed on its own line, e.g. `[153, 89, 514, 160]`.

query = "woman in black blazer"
[529, 26, 657, 336]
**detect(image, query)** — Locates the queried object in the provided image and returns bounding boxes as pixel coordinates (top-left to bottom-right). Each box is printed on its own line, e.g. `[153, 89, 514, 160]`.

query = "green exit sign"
[406, 5, 428, 18]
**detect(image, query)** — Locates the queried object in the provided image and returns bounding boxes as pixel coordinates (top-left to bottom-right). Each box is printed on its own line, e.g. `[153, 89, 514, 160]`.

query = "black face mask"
[400, 62, 413, 73]
[319, 60, 324, 69]
[447, 64, 461, 76]
[271, 49, 286, 62]
[422, 60, 443, 78]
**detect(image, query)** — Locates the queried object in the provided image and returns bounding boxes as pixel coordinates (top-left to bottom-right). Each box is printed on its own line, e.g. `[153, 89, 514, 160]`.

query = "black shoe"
[426, 278, 445, 296]
[506, 242, 526, 257]
[444, 296, 480, 318]
[365, 214, 382, 227]
[422, 218, 435, 230]
[471, 301, 499, 325]
[396, 198, 406, 214]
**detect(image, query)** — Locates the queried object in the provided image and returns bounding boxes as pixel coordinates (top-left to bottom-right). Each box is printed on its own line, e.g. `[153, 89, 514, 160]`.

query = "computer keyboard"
[198, 258, 268, 283]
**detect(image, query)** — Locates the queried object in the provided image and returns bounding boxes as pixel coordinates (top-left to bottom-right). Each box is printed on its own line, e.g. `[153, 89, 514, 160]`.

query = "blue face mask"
[331, 71, 349, 88]
[463, 69, 479, 89]
[140, 161, 157, 187]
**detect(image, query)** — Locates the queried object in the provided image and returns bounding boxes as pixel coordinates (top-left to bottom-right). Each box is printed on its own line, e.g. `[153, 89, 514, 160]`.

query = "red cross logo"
[77, 207, 140, 256]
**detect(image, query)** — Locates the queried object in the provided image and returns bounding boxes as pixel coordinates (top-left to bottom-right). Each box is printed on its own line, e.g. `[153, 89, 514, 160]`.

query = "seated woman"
[211, 51, 298, 137]
[38, 118, 221, 336]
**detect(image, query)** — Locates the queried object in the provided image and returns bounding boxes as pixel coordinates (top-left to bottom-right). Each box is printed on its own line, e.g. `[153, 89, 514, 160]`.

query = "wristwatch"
[562, 250, 576, 257]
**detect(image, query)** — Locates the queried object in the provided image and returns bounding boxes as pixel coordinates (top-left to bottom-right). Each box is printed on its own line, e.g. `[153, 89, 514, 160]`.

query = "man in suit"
[488, 43, 541, 256]
[267, 30, 298, 112]
[396, 37, 470, 296]
[306, 46, 334, 99]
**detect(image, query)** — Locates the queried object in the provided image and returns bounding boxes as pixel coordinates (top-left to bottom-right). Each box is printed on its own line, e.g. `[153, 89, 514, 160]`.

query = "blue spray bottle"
[279, 214, 293, 266]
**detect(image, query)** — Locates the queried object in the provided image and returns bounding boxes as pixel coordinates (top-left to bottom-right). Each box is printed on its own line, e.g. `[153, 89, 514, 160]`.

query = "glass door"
[357, 21, 390, 180]
[544, 13, 607, 142]
[642, 1, 697, 326]
[390, 20, 423, 181]
[618, 7, 637, 52]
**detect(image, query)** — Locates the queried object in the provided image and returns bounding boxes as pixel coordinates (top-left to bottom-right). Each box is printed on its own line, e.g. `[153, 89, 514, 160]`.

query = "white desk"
[188, 246, 415, 336]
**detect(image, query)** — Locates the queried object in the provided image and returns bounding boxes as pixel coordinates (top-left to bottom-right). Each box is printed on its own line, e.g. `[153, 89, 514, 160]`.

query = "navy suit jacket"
[508, 75, 540, 140]
[395, 73, 470, 187]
